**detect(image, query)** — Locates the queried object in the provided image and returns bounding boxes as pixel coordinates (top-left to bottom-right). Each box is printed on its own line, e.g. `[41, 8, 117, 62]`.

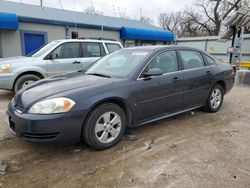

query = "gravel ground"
[0, 86, 250, 188]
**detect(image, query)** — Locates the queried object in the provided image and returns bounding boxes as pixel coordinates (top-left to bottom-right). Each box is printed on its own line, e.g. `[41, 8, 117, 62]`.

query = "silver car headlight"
[28, 97, 75, 114]
[0, 64, 11, 73]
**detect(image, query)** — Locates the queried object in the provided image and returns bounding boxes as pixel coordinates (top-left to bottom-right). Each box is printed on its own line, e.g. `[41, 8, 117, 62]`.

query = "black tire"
[203, 84, 224, 113]
[83, 103, 126, 150]
[14, 74, 40, 93]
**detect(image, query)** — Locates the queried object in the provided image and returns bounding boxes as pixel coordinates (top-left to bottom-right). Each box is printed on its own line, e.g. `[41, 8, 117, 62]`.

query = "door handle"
[206, 70, 213, 75]
[172, 77, 180, 82]
[72, 61, 81, 64]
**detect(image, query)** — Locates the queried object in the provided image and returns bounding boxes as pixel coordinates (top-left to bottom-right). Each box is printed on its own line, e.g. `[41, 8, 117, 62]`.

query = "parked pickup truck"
[0, 39, 123, 92]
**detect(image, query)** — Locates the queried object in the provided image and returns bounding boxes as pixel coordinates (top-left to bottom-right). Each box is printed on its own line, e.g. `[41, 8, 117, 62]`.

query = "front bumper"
[7, 102, 85, 143]
[0, 73, 15, 90]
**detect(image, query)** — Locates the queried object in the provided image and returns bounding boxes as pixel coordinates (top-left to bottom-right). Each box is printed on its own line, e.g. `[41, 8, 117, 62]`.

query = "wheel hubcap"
[95, 111, 122, 144]
[22, 80, 35, 89]
[210, 88, 222, 109]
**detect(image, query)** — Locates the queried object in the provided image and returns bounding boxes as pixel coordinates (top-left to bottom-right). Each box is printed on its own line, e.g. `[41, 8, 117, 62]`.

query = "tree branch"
[223, 0, 241, 20]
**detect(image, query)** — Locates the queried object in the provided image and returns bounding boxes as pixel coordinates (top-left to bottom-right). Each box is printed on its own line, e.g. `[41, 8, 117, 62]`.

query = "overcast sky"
[7, 0, 194, 25]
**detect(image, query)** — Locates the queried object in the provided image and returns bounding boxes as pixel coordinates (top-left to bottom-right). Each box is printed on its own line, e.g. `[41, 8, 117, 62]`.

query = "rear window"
[205, 55, 216, 65]
[106, 43, 121, 53]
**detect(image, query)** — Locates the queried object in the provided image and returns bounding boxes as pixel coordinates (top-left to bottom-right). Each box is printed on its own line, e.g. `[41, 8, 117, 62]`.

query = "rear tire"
[83, 103, 126, 150]
[14, 74, 40, 93]
[203, 84, 224, 113]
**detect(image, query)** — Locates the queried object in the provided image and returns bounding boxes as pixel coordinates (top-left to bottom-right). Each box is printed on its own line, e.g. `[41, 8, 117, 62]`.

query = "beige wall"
[0, 22, 121, 58]
[68, 27, 121, 42]
[20, 22, 66, 42]
[1, 29, 22, 57]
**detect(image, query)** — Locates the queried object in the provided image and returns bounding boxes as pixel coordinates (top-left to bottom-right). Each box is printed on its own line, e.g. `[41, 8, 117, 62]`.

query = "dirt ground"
[0, 86, 250, 188]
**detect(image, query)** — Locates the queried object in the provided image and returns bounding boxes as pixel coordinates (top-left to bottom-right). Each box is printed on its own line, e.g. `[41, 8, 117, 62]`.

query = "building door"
[23, 32, 46, 55]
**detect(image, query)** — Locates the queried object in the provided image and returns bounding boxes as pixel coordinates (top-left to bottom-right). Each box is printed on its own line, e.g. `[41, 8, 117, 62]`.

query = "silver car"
[0, 39, 123, 92]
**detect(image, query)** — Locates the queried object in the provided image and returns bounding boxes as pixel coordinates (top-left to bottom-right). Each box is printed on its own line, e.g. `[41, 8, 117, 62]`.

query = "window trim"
[137, 49, 180, 80]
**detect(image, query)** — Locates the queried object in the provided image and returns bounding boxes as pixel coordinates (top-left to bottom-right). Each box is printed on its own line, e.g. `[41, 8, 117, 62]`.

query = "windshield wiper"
[87, 73, 111, 78]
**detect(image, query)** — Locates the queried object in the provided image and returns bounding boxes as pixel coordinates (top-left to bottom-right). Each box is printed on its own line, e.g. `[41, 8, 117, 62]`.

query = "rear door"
[178, 49, 213, 108]
[136, 50, 184, 122]
[46, 42, 82, 76]
[81, 42, 106, 69]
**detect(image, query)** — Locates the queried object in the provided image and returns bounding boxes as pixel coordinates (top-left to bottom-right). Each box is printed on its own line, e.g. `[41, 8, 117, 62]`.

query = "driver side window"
[50, 42, 80, 59]
[148, 51, 178, 74]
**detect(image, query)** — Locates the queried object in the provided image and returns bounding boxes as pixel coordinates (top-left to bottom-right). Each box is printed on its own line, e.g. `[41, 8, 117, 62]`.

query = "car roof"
[54, 39, 122, 44]
[120, 45, 203, 52]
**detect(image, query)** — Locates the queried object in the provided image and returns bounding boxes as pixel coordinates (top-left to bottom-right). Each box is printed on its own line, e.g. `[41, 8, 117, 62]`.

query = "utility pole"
[91, 1, 96, 14]
[40, 0, 43, 7]
[140, 8, 142, 21]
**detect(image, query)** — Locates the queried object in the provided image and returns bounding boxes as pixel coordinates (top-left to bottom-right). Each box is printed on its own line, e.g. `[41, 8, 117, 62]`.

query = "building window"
[124, 40, 135, 47]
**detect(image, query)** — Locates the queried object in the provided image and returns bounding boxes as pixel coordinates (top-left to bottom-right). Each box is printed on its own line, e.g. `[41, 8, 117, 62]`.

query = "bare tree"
[158, 11, 185, 35]
[112, 5, 129, 19]
[158, 0, 242, 37]
[84, 1, 103, 15]
[84, 6, 103, 15]
[158, 11, 202, 37]
[140, 16, 154, 24]
[191, 0, 241, 35]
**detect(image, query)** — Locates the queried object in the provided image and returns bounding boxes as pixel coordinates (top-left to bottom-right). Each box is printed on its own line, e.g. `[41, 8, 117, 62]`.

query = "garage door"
[24, 33, 45, 55]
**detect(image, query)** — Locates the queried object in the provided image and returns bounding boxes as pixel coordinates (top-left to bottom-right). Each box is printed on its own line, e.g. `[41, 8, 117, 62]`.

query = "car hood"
[14, 72, 119, 110]
[0, 56, 36, 65]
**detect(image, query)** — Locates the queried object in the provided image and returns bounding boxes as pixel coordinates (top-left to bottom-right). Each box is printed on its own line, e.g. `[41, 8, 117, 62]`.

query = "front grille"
[22, 132, 60, 140]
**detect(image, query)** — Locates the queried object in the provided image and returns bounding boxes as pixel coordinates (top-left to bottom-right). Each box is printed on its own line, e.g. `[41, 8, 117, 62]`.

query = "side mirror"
[143, 68, 163, 78]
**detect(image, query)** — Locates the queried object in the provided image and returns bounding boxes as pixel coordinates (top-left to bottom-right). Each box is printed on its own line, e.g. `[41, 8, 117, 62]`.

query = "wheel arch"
[214, 80, 226, 93]
[12, 71, 45, 91]
[85, 97, 134, 128]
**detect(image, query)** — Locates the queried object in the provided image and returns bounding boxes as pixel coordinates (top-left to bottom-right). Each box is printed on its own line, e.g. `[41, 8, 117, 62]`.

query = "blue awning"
[0, 12, 18, 30]
[120, 27, 174, 41]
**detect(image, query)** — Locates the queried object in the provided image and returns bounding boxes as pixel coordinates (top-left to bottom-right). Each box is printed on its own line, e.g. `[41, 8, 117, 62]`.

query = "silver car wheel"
[22, 80, 35, 89]
[95, 111, 122, 144]
[210, 88, 222, 109]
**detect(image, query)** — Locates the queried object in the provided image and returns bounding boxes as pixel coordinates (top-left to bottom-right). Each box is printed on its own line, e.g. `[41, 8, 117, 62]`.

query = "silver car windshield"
[86, 50, 150, 78]
[27, 41, 59, 58]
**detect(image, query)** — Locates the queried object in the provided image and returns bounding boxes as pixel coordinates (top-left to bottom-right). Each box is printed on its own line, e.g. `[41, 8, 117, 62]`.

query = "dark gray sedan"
[8, 46, 235, 149]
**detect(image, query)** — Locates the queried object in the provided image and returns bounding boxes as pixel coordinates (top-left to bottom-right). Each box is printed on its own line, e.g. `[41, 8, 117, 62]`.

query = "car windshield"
[26, 41, 59, 57]
[85, 50, 150, 78]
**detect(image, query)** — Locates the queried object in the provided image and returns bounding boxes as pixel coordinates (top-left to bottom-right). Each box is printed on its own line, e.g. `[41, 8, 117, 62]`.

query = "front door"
[46, 42, 82, 76]
[136, 50, 183, 122]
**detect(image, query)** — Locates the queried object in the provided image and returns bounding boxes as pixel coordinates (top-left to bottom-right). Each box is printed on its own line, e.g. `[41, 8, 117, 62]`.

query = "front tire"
[203, 84, 224, 113]
[14, 74, 40, 93]
[83, 103, 126, 150]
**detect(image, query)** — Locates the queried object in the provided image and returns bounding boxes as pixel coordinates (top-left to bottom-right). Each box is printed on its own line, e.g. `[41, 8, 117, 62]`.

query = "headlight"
[28, 97, 75, 114]
[0, 64, 11, 73]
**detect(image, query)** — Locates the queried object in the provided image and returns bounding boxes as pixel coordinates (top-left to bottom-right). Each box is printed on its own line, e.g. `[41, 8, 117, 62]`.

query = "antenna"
[73, 0, 77, 31]
[40, 0, 43, 7]
[59, 0, 63, 9]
